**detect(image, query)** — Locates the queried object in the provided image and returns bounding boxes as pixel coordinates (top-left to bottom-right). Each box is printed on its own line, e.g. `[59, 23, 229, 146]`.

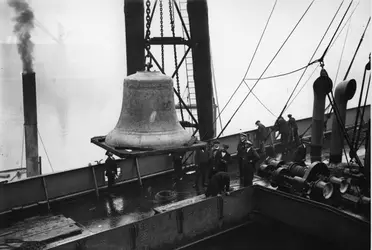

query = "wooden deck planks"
[0, 214, 82, 244]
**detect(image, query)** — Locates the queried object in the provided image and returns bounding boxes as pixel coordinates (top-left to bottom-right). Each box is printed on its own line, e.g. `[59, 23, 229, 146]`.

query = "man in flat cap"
[242, 140, 260, 187]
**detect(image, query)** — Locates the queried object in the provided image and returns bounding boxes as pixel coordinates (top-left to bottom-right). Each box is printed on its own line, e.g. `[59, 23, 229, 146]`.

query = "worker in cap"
[237, 133, 247, 178]
[287, 114, 299, 146]
[242, 140, 260, 187]
[217, 144, 231, 172]
[255, 120, 268, 154]
[105, 151, 118, 189]
[193, 146, 209, 188]
[205, 171, 231, 197]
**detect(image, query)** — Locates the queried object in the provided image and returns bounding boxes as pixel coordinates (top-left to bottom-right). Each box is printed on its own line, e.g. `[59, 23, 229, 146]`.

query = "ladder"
[178, 0, 198, 132]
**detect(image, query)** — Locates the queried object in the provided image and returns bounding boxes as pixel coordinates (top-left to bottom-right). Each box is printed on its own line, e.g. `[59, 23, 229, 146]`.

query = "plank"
[153, 194, 205, 213]
[0, 218, 76, 241]
[0, 215, 82, 244]
[0, 215, 65, 237]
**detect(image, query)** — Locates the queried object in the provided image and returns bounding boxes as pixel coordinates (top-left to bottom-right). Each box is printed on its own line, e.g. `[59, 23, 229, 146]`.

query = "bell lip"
[105, 129, 192, 150]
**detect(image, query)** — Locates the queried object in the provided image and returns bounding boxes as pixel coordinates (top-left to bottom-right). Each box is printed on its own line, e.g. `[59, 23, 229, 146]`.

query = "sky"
[0, 0, 371, 172]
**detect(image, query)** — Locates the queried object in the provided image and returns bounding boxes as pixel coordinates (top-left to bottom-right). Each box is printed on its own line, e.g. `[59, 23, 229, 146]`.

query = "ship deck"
[1, 145, 366, 237]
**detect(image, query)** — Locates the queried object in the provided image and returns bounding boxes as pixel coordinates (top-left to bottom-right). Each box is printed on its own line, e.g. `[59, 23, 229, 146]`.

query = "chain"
[145, 0, 153, 71]
[169, 0, 184, 121]
[160, 0, 165, 70]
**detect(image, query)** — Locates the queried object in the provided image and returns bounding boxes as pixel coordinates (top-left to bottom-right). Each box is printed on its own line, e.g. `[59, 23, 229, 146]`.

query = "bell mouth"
[322, 183, 333, 199]
[330, 176, 349, 194]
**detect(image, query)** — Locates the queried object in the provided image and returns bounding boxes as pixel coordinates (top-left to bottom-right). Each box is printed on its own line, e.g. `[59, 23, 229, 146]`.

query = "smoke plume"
[7, 0, 35, 73]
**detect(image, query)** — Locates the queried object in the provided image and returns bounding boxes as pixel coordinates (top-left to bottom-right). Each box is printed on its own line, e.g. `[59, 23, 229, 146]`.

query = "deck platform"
[0, 214, 82, 248]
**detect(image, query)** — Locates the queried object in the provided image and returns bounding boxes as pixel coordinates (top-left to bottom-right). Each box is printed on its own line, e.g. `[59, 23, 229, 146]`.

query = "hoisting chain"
[145, 0, 153, 71]
[169, 0, 184, 121]
[159, 0, 165, 70]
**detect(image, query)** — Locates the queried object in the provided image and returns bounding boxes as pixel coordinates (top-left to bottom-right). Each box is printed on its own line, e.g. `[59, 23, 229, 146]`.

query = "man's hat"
[106, 151, 113, 156]
[212, 140, 220, 145]
[239, 133, 247, 137]
[255, 120, 260, 125]
[288, 114, 292, 118]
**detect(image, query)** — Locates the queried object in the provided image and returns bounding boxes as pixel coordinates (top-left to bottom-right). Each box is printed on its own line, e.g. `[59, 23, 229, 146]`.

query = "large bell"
[105, 71, 192, 149]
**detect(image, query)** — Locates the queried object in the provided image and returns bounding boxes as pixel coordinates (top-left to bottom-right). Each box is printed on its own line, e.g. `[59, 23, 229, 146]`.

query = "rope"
[334, 20, 351, 84]
[286, 64, 320, 109]
[329, 1, 360, 51]
[192, 0, 278, 139]
[319, 1, 353, 64]
[351, 57, 369, 151]
[343, 16, 370, 81]
[37, 128, 54, 172]
[211, 0, 277, 131]
[355, 71, 371, 151]
[244, 64, 310, 81]
[217, 0, 315, 138]
[243, 80, 277, 117]
[211, 55, 224, 134]
[281, 0, 347, 115]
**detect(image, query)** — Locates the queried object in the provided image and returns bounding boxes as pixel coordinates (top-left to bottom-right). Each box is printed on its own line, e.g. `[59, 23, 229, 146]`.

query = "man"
[292, 140, 307, 163]
[255, 120, 268, 153]
[105, 151, 118, 189]
[205, 171, 231, 197]
[275, 117, 290, 154]
[288, 114, 299, 146]
[218, 144, 231, 172]
[242, 140, 260, 187]
[237, 133, 247, 178]
[208, 141, 221, 179]
[193, 147, 209, 188]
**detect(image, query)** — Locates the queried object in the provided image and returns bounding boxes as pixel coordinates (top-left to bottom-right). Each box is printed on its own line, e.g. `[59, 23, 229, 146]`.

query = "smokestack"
[310, 68, 332, 162]
[22, 72, 40, 177]
[330, 79, 356, 164]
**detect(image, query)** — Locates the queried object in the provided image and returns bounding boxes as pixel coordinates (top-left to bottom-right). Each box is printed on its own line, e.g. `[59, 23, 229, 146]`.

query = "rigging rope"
[355, 70, 371, 151]
[282, 0, 349, 115]
[287, 64, 320, 109]
[37, 129, 54, 173]
[351, 56, 370, 151]
[243, 80, 277, 117]
[193, 0, 278, 139]
[334, 20, 351, 84]
[319, 1, 353, 64]
[343, 17, 370, 81]
[329, 1, 360, 51]
[245, 64, 312, 81]
[217, 0, 315, 139]
[213, 0, 277, 128]
[211, 54, 224, 134]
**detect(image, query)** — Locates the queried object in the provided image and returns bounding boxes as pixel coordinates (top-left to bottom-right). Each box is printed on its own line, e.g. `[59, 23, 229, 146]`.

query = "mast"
[187, 0, 214, 140]
[22, 72, 40, 177]
[124, 0, 145, 75]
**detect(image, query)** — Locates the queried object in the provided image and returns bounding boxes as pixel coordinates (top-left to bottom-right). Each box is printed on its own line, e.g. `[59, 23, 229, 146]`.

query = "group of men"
[193, 141, 232, 197]
[274, 114, 300, 152]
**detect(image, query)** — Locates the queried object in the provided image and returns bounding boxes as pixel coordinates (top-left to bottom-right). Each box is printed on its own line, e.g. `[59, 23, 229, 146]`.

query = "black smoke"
[7, 0, 34, 73]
